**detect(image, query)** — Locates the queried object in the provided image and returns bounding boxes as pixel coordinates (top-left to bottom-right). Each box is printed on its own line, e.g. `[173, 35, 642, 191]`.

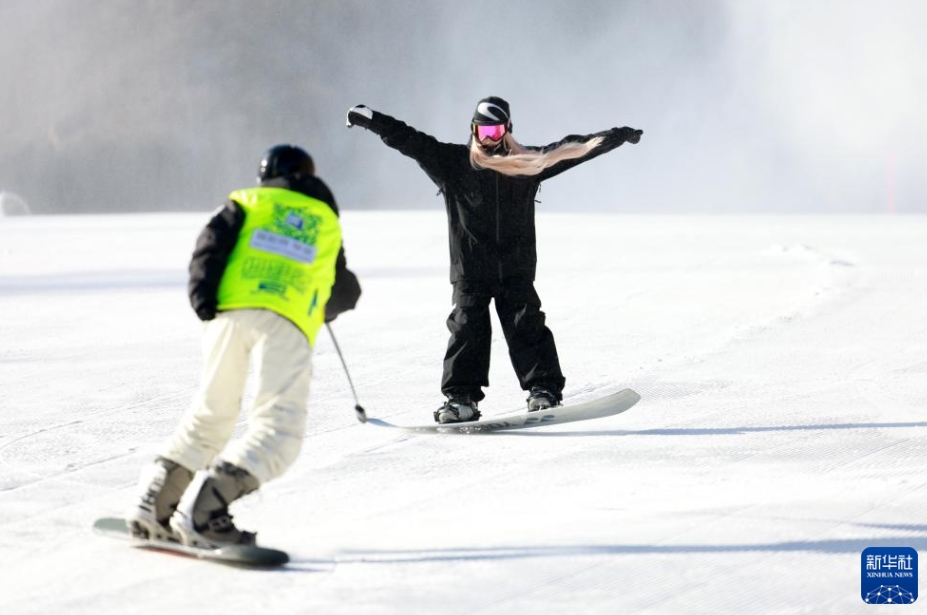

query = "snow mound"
[0, 192, 31, 216]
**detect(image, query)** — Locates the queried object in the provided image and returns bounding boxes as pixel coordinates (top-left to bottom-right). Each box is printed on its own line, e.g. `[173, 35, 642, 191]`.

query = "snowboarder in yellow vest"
[217, 186, 341, 346]
[127, 145, 361, 548]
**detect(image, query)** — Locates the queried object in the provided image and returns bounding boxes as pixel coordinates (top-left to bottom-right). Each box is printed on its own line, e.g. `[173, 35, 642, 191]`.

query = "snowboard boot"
[526, 386, 561, 412]
[434, 394, 481, 424]
[170, 461, 261, 548]
[126, 457, 194, 542]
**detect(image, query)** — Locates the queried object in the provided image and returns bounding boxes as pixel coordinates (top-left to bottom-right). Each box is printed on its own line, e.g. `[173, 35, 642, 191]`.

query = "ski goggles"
[473, 123, 507, 141]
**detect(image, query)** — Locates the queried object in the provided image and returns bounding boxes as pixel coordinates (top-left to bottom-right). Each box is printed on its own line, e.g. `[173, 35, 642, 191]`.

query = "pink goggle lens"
[476, 124, 507, 141]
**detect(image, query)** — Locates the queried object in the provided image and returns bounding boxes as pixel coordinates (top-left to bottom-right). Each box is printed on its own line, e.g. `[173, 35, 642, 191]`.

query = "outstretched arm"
[346, 105, 453, 181]
[536, 126, 643, 181]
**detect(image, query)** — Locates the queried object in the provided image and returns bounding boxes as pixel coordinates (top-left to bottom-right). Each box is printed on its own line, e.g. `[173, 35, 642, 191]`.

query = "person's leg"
[159, 312, 254, 471]
[495, 279, 565, 400]
[130, 312, 252, 539]
[220, 310, 312, 484]
[173, 310, 311, 546]
[441, 280, 492, 403]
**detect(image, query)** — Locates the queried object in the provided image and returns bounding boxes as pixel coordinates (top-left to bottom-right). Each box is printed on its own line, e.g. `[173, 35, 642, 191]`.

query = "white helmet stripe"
[476, 102, 506, 122]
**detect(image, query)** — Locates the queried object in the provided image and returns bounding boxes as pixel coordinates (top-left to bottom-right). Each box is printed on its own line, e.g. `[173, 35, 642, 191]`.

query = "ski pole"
[325, 323, 367, 423]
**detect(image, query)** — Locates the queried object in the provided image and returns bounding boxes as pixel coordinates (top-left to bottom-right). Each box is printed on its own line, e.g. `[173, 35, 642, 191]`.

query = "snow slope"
[1, 212, 925, 614]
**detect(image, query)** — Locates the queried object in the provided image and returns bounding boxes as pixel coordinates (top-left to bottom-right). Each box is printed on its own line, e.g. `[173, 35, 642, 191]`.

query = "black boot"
[434, 394, 481, 424]
[526, 386, 561, 412]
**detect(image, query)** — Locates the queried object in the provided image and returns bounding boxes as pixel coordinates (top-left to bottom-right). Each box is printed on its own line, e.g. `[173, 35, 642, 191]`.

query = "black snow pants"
[441, 278, 565, 402]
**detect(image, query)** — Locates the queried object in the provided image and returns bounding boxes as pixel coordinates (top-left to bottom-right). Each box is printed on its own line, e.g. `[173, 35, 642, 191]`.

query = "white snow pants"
[161, 309, 313, 485]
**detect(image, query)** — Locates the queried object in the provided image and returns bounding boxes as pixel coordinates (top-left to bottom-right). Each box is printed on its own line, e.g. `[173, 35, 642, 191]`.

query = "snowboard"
[367, 388, 640, 433]
[93, 517, 289, 568]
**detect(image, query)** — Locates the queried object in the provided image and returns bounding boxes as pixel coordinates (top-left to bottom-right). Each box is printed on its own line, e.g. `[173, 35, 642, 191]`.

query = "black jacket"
[187, 174, 361, 323]
[363, 109, 636, 282]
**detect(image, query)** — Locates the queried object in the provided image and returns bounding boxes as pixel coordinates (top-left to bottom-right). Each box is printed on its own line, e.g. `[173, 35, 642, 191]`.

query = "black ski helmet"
[472, 96, 511, 128]
[258, 144, 314, 181]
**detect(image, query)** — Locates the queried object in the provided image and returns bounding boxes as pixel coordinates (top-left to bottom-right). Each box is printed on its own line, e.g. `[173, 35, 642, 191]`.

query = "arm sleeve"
[313, 180, 340, 216]
[187, 201, 245, 320]
[325, 231, 362, 323]
[535, 127, 635, 182]
[325, 258, 361, 323]
[314, 181, 361, 322]
[364, 109, 453, 183]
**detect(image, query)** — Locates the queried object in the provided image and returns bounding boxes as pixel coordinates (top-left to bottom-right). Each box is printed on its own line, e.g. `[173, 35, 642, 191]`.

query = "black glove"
[346, 105, 374, 128]
[195, 305, 216, 321]
[618, 126, 643, 144]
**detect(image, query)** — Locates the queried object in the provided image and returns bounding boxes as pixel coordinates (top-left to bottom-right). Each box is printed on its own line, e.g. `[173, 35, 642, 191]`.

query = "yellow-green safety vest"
[217, 187, 342, 346]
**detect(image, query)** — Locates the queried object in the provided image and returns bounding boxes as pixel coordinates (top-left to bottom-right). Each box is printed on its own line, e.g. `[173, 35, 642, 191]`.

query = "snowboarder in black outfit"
[346, 97, 642, 423]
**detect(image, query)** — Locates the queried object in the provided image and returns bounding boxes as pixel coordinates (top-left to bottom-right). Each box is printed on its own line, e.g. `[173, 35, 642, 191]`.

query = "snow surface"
[1, 211, 925, 614]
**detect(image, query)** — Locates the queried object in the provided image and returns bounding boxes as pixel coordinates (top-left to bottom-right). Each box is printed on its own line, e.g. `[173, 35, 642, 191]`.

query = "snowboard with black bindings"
[92, 517, 289, 568]
[367, 388, 640, 433]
